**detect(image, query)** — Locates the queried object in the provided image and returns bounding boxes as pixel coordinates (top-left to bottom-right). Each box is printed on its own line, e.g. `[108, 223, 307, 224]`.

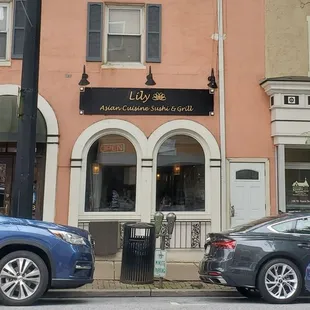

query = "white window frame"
[307, 16, 310, 77]
[0, 1, 12, 65]
[102, 4, 146, 69]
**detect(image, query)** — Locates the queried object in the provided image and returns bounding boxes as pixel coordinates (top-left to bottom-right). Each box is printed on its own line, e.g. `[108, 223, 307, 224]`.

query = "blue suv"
[0, 216, 95, 306]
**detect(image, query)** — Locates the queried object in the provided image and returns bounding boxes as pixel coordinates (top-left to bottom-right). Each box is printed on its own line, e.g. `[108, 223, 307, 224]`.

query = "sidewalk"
[45, 280, 239, 299]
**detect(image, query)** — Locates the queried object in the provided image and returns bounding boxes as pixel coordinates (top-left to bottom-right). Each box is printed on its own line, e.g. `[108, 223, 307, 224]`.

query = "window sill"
[0, 60, 11, 67]
[101, 62, 146, 70]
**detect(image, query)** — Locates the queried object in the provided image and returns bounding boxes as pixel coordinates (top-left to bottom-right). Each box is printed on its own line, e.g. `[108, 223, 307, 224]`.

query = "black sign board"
[79, 87, 214, 116]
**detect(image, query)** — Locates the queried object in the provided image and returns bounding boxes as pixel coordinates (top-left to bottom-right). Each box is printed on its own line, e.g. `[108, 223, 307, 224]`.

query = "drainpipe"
[217, 0, 227, 231]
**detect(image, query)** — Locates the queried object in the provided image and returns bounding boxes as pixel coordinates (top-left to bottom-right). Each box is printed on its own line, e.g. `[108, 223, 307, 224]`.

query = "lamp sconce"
[208, 68, 218, 94]
[145, 66, 156, 86]
[79, 65, 90, 92]
[92, 163, 100, 175]
[156, 173, 161, 181]
[173, 164, 180, 176]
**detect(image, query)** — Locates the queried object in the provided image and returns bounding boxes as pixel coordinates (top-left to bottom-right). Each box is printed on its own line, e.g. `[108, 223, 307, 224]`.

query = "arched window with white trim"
[85, 134, 137, 212]
[156, 135, 205, 212]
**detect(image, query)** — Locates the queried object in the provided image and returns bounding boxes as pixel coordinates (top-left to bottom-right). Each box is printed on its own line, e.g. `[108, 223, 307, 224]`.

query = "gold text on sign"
[129, 90, 150, 103]
[129, 90, 167, 103]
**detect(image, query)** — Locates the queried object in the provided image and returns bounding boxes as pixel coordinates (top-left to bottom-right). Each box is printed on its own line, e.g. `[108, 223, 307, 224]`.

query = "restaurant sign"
[79, 87, 214, 115]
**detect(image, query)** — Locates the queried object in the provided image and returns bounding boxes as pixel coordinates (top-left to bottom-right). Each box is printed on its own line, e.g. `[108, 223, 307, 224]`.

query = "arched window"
[85, 134, 137, 212]
[156, 135, 205, 212]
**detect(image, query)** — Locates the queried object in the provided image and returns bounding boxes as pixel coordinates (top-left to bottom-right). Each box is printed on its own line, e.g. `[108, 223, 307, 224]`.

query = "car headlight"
[49, 229, 86, 245]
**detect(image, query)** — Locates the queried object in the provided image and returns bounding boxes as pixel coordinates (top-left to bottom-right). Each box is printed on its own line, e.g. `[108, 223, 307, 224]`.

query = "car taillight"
[212, 239, 236, 249]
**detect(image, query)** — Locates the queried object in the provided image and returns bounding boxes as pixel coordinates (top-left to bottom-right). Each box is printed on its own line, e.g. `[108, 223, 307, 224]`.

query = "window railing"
[78, 219, 211, 250]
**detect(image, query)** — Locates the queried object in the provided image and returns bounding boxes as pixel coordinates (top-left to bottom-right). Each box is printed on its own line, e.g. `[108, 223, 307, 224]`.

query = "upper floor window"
[0, 3, 11, 61]
[86, 3, 162, 66]
[106, 6, 142, 63]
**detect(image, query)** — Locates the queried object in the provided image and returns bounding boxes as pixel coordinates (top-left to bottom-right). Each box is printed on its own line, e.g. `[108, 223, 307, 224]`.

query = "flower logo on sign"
[152, 92, 166, 101]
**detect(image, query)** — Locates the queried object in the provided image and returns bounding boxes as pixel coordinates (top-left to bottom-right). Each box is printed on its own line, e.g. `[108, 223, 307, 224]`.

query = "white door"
[230, 162, 266, 228]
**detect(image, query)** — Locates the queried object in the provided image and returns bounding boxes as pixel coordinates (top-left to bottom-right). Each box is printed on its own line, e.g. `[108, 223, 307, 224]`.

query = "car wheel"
[236, 287, 261, 299]
[0, 250, 49, 306]
[257, 258, 302, 304]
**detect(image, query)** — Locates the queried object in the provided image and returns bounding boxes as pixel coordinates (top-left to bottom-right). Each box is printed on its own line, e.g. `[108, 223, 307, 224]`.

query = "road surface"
[2, 296, 310, 309]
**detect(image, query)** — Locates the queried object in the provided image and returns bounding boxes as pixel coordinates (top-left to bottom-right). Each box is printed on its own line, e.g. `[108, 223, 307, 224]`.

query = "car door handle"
[297, 243, 310, 249]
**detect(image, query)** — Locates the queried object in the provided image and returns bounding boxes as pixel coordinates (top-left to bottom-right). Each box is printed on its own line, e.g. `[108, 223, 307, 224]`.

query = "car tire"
[257, 258, 302, 304]
[0, 250, 49, 306]
[236, 287, 261, 299]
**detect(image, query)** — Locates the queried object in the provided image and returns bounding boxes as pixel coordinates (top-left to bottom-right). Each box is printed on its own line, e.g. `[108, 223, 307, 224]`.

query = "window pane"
[286, 168, 310, 212]
[107, 35, 140, 62]
[85, 135, 137, 212]
[156, 135, 205, 212]
[109, 9, 140, 35]
[0, 7, 7, 31]
[0, 33, 6, 59]
[236, 169, 259, 180]
[296, 218, 310, 234]
[272, 220, 296, 233]
[285, 148, 310, 162]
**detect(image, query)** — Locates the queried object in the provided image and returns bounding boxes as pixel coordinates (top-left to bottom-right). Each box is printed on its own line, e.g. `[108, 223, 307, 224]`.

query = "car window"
[271, 220, 296, 233]
[296, 217, 310, 234]
[222, 214, 288, 233]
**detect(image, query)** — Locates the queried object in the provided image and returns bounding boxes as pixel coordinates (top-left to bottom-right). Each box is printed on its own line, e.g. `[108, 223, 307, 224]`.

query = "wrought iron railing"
[78, 220, 211, 250]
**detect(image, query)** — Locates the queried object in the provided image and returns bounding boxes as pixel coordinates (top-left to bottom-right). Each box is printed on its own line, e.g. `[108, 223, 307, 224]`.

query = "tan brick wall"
[265, 0, 310, 77]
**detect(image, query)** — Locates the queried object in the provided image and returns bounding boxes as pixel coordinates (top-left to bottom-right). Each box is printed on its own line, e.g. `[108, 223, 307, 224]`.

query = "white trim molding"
[68, 119, 221, 232]
[307, 16, 310, 77]
[147, 120, 221, 232]
[68, 119, 148, 226]
[0, 84, 59, 223]
[261, 79, 310, 146]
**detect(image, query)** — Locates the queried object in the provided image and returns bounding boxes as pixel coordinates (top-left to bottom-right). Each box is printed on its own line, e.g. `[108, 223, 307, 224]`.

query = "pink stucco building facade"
[0, 0, 275, 277]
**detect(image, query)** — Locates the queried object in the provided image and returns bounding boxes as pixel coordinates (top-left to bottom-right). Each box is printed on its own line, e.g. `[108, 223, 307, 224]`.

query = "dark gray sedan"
[198, 213, 310, 304]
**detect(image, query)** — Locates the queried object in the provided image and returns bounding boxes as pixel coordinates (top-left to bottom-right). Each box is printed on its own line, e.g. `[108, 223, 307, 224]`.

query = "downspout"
[217, 0, 227, 231]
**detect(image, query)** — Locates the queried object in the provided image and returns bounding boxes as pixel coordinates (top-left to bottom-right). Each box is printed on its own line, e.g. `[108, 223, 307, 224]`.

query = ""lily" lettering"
[129, 90, 151, 103]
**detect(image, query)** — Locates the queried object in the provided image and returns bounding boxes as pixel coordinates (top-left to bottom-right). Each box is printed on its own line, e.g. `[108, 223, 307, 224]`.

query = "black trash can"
[120, 222, 156, 284]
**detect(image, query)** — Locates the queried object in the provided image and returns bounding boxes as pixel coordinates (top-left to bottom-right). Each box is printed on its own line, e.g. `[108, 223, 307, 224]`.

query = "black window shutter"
[86, 2, 103, 62]
[146, 4, 162, 63]
[12, 0, 27, 59]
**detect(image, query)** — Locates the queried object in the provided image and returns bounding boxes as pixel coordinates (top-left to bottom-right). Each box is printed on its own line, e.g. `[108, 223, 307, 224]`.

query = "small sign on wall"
[154, 249, 167, 277]
[99, 143, 125, 153]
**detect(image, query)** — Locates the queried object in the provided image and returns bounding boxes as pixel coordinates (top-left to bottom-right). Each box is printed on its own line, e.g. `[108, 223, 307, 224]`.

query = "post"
[154, 212, 176, 289]
[159, 234, 165, 288]
[11, 0, 42, 218]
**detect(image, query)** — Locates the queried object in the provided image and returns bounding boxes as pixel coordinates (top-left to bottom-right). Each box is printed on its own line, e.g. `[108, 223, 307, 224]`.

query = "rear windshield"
[222, 214, 288, 233]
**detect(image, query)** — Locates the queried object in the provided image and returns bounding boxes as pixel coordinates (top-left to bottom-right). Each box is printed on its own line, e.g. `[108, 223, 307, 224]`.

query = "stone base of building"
[94, 249, 202, 281]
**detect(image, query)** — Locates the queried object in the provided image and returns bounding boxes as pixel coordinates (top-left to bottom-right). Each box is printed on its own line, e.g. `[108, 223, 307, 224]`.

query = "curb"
[44, 289, 240, 299]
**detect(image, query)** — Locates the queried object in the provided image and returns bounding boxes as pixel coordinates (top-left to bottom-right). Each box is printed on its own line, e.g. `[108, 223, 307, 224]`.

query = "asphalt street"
[2, 297, 310, 310]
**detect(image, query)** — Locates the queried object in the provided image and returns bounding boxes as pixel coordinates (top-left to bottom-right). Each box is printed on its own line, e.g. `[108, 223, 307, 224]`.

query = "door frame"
[0, 155, 14, 216]
[226, 158, 270, 229]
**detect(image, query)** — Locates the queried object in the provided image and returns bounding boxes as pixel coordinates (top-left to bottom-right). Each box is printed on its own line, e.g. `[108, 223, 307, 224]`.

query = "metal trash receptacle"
[120, 222, 156, 284]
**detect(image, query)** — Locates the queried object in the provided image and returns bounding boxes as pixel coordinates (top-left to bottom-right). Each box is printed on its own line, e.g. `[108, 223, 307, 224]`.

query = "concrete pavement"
[3, 296, 310, 310]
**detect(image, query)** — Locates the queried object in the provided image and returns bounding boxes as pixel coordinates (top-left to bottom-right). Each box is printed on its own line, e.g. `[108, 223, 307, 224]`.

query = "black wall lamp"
[79, 65, 90, 91]
[208, 68, 218, 94]
[145, 66, 156, 86]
